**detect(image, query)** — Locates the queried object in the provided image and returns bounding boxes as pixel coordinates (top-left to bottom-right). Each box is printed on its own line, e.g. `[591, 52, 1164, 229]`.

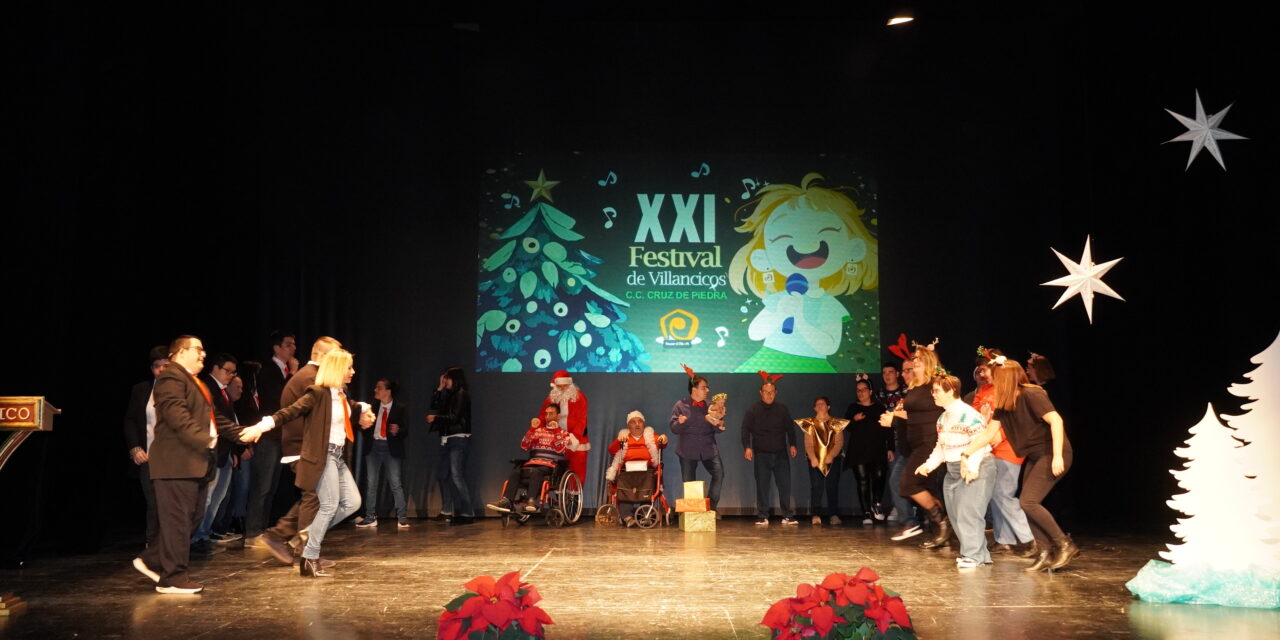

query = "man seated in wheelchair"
[487, 404, 579, 514]
[606, 410, 668, 526]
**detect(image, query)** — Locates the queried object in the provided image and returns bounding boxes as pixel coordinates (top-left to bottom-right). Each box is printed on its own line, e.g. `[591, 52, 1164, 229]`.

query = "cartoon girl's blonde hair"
[728, 172, 879, 298]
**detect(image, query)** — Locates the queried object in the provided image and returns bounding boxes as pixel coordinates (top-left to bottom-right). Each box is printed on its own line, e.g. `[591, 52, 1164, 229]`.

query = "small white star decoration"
[1164, 89, 1247, 171]
[1042, 235, 1125, 324]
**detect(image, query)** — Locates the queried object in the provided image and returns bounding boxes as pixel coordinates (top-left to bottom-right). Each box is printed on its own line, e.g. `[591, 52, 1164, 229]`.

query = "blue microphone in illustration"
[781, 273, 809, 335]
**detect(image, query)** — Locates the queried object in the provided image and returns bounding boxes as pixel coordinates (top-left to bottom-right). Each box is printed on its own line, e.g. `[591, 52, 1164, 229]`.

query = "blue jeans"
[213, 457, 252, 532]
[679, 455, 723, 511]
[437, 437, 473, 518]
[752, 451, 793, 518]
[943, 456, 997, 564]
[194, 459, 232, 541]
[363, 440, 407, 519]
[306, 447, 361, 560]
[989, 457, 1034, 544]
[886, 452, 918, 527]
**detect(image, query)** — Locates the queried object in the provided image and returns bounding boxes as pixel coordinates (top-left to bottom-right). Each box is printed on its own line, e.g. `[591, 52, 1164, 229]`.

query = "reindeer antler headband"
[757, 370, 783, 385]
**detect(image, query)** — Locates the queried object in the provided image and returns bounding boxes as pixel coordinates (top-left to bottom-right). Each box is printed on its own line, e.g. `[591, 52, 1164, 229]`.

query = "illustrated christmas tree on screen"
[1160, 331, 1280, 571]
[477, 170, 650, 372]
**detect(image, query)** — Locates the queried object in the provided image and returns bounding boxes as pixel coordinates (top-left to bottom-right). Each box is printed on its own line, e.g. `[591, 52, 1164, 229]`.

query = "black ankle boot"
[1048, 535, 1079, 570]
[1024, 547, 1053, 572]
[300, 557, 331, 578]
[918, 506, 951, 550]
[1016, 539, 1042, 558]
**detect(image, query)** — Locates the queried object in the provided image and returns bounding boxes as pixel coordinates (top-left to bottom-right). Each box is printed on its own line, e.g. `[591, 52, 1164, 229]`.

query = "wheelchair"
[595, 460, 671, 529]
[498, 459, 583, 528]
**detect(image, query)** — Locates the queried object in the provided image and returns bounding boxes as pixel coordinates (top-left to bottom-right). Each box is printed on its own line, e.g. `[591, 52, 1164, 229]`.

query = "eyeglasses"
[184, 345, 206, 354]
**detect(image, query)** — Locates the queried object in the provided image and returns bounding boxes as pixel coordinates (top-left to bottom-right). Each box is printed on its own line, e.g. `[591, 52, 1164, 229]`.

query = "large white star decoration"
[1164, 89, 1247, 171]
[1041, 235, 1125, 324]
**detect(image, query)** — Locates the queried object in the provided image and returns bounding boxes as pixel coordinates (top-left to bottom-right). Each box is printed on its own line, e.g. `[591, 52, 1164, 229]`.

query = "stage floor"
[2, 517, 1277, 639]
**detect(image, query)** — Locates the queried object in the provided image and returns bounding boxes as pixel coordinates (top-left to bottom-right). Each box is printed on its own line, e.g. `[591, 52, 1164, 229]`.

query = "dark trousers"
[244, 437, 282, 537]
[139, 477, 208, 587]
[1020, 448, 1073, 547]
[850, 461, 886, 515]
[138, 462, 159, 546]
[267, 462, 319, 544]
[752, 451, 792, 518]
[808, 465, 840, 517]
[679, 455, 724, 510]
[503, 466, 551, 503]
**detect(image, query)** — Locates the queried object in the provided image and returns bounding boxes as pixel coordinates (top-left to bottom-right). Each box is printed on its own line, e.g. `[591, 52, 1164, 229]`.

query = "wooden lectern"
[0, 396, 56, 615]
[0, 396, 58, 474]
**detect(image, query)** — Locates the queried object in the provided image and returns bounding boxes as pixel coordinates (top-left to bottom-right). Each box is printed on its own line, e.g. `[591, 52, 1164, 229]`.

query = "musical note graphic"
[501, 193, 521, 210]
[597, 171, 618, 187]
[690, 162, 710, 178]
[602, 207, 618, 229]
[740, 178, 759, 199]
[715, 326, 729, 348]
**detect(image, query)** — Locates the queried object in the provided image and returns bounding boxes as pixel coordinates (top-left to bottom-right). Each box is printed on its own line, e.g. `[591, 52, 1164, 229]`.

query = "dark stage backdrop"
[5, 5, 1278, 560]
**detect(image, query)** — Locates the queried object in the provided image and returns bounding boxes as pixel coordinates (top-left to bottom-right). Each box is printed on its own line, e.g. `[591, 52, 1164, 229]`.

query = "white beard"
[547, 384, 579, 404]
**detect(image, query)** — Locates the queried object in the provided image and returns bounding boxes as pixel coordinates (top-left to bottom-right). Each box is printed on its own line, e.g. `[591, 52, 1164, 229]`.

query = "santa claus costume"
[540, 370, 590, 482]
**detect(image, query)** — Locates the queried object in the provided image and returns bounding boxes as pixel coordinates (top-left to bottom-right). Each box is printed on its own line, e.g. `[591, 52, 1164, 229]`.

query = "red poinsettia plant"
[761, 568, 916, 640]
[438, 571, 554, 640]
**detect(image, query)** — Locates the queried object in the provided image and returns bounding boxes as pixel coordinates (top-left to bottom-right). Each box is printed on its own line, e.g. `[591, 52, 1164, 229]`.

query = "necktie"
[192, 376, 218, 441]
[338, 391, 353, 442]
[379, 407, 388, 438]
[284, 363, 291, 377]
[221, 387, 230, 408]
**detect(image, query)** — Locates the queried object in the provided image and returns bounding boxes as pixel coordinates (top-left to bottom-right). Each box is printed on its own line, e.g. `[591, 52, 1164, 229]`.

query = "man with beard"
[539, 370, 590, 483]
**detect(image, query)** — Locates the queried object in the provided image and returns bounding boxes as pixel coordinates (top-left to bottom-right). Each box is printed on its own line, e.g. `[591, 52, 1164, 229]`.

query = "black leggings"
[1019, 447, 1072, 547]
[851, 462, 886, 514]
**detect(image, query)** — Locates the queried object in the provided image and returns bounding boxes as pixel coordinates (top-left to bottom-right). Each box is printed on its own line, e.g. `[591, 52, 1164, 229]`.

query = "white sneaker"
[955, 557, 989, 569]
[886, 508, 900, 522]
[811, 515, 822, 525]
[862, 514, 874, 525]
[891, 525, 924, 541]
[830, 515, 842, 526]
[133, 557, 159, 583]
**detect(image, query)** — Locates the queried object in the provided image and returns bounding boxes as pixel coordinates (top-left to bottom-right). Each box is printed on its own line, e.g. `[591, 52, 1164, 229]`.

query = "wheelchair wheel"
[634, 503, 661, 529]
[546, 508, 565, 528]
[558, 471, 583, 524]
[595, 503, 619, 527]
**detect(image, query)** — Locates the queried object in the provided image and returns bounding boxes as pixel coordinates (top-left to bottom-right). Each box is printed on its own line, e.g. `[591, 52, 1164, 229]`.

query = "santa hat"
[626, 410, 645, 423]
[550, 369, 573, 385]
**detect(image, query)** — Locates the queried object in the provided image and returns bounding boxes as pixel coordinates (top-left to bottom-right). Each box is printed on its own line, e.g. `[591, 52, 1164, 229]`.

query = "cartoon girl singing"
[728, 173, 879, 373]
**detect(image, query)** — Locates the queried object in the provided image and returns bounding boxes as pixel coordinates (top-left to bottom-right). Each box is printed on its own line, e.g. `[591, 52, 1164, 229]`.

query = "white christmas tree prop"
[1160, 405, 1269, 569]
[1128, 332, 1280, 607]
[1221, 331, 1280, 568]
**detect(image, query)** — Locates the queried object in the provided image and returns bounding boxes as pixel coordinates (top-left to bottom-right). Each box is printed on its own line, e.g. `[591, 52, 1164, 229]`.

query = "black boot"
[300, 557, 331, 578]
[1024, 547, 1053, 572]
[1016, 539, 1042, 558]
[1048, 535, 1079, 570]
[918, 506, 951, 550]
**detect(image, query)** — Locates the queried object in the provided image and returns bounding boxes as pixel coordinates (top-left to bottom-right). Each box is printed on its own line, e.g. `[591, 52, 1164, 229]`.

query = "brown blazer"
[279, 363, 317, 458]
[271, 385, 359, 492]
[149, 364, 242, 480]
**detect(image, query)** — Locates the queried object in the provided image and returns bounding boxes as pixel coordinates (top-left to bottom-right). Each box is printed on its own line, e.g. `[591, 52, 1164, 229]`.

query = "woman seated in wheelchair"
[487, 404, 578, 514]
[605, 410, 668, 527]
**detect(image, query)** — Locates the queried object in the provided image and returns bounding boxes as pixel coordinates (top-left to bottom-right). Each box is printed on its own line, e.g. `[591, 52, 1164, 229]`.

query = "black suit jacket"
[360, 401, 409, 458]
[149, 364, 244, 480]
[256, 359, 290, 441]
[122, 379, 154, 477]
[202, 373, 241, 466]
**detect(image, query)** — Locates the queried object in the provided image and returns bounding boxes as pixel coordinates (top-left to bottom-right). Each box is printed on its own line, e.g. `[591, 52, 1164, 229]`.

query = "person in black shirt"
[880, 345, 948, 548]
[741, 379, 798, 526]
[964, 358, 1076, 571]
[844, 376, 889, 524]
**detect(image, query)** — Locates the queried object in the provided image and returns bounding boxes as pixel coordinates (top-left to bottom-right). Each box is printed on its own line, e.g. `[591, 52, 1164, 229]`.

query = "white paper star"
[1164, 90, 1247, 171]
[1042, 236, 1124, 324]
